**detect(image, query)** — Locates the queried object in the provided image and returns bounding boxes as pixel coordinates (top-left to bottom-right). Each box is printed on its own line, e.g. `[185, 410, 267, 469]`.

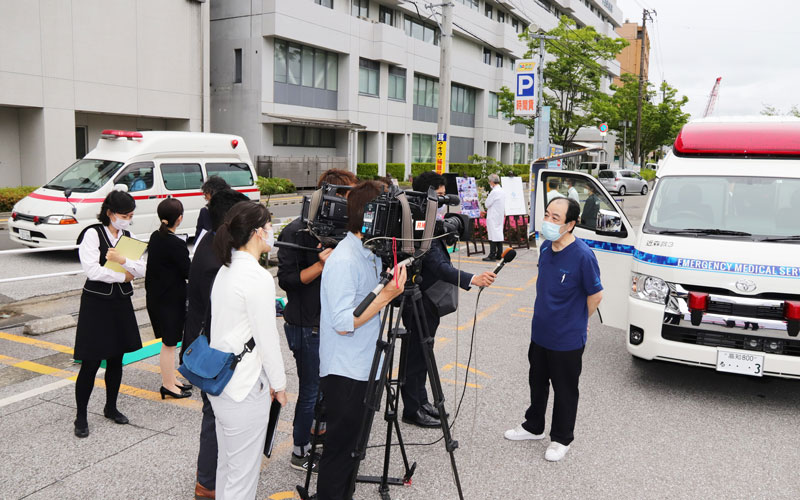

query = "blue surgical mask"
[541, 220, 564, 241]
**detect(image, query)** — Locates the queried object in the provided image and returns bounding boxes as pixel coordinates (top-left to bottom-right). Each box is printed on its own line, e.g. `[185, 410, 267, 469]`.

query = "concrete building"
[0, 0, 210, 188]
[614, 21, 650, 87]
[210, 0, 623, 185]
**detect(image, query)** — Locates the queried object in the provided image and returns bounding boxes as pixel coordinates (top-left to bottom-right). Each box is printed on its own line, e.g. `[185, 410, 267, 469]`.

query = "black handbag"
[423, 280, 459, 317]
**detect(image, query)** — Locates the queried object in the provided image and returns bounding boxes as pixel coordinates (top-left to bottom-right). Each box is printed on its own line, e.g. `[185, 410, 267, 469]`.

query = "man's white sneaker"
[504, 425, 545, 441]
[544, 442, 570, 462]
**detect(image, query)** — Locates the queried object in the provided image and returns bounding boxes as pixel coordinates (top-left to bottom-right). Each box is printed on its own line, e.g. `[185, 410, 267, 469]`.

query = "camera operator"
[401, 171, 497, 428]
[277, 168, 357, 473]
[317, 181, 407, 500]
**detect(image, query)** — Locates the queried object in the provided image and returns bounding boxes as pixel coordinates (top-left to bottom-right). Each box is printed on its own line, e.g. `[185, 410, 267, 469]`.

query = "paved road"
[3, 189, 800, 499]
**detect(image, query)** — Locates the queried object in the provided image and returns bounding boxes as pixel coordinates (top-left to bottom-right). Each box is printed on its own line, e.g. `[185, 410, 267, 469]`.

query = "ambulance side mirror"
[595, 209, 627, 237]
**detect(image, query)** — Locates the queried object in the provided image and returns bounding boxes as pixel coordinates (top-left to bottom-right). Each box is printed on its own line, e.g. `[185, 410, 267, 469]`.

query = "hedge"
[356, 163, 378, 179]
[640, 168, 657, 181]
[386, 163, 405, 180]
[257, 177, 296, 196]
[411, 163, 530, 179]
[0, 186, 38, 212]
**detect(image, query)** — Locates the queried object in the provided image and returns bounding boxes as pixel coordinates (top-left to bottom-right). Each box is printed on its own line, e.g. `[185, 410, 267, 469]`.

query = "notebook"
[103, 235, 148, 273]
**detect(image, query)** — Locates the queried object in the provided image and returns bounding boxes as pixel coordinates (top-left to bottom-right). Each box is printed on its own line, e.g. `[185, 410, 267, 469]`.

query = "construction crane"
[703, 77, 722, 118]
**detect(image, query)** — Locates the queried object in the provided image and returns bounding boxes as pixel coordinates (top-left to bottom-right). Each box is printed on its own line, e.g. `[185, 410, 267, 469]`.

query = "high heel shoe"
[160, 386, 192, 399]
[177, 382, 193, 391]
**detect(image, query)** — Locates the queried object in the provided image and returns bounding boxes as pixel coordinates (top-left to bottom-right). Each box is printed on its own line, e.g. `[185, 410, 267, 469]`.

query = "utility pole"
[436, 2, 453, 172]
[530, 34, 558, 162]
[634, 8, 655, 168]
[618, 120, 631, 168]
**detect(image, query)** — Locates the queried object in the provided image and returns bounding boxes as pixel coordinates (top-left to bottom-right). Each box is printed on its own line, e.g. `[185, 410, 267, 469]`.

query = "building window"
[274, 125, 336, 148]
[451, 84, 475, 115]
[379, 5, 395, 26]
[405, 17, 440, 45]
[512, 17, 519, 32]
[412, 133, 435, 163]
[488, 92, 499, 118]
[234, 48, 242, 83]
[75, 126, 88, 159]
[315, 0, 333, 7]
[351, 0, 368, 18]
[496, 53, 504, 68]
[455, 0, 478, 10]
[414, 74, 439, 108]
[498, 10, 505, 23]
[274, 39, 338, 91]
[388, 66, 406, 100]
[485, 4, 493, 19]
[483, 47, 491, 65]
[514, 143, 525, 164]
[359, 58, 379, 96]
[509, 57, 516, 71]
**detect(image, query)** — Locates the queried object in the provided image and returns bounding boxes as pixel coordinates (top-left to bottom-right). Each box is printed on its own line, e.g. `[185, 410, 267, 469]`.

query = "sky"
[614, 0, 800, 119]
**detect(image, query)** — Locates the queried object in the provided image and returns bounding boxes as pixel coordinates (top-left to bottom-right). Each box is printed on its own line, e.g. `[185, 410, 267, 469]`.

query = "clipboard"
[103, 235, 148, 273]
[263, 399, 282, 458]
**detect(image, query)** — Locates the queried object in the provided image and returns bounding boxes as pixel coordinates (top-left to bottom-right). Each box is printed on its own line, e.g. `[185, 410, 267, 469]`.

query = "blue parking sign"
[516, 74, 535, 97]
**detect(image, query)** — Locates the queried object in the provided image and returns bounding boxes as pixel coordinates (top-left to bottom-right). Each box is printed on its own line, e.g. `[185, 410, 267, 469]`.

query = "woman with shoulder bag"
[209, 200, 287, 500]
[73, 190, 146, 438]
[145, 198, 192, 399]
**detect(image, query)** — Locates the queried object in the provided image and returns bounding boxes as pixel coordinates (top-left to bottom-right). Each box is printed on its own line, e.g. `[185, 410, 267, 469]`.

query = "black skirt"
[74, 288, 143, 361]
[146, 295, 185, 347]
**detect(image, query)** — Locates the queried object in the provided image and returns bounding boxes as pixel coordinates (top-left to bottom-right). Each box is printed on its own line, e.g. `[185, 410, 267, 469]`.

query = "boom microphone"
[492, 248, 517, 275]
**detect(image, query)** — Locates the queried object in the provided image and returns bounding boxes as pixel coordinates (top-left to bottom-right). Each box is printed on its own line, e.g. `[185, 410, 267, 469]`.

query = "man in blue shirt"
[504, 197, 603, 462]
[317, 181, 406, 500]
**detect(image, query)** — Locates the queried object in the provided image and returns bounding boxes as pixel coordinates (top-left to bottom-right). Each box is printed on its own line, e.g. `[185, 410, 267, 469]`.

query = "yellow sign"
[435, 133, 447, 174]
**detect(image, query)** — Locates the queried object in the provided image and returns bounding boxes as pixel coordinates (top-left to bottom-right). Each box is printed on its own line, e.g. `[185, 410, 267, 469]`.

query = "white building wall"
[0, 0, 209, 187]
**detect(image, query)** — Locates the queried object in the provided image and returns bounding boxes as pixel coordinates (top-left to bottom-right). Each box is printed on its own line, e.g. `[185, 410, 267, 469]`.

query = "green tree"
[761, 104, 800, 117]
[498, 16, 628, 150]
[596, 73, 689, 165]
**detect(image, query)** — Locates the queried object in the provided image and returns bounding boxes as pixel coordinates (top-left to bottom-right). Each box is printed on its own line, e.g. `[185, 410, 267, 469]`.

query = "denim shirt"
[319, 232, 382, 381]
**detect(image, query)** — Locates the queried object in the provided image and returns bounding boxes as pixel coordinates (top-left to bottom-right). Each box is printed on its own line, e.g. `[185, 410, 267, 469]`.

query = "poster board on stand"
[501, 176, 526, 216]
[456, 177, 480, 219]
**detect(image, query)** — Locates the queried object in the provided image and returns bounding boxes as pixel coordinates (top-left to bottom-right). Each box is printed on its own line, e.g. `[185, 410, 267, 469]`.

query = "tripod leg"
[409, 294, 465, 500]
[344, 297, 406, 500]
[297, 388, 324, 499]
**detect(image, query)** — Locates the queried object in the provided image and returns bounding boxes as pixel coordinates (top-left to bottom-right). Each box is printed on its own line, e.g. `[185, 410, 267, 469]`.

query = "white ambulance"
[535, 118, 800, 378]
[8, 130, 260, 247]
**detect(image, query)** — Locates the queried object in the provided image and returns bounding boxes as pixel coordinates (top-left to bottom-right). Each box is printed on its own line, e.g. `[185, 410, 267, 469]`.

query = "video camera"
[361, 184, 471, 263]
[300, 183, 352, 246]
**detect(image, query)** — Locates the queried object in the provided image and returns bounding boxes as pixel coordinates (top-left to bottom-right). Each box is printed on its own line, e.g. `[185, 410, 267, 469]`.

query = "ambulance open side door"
[534, 169, 636, 331]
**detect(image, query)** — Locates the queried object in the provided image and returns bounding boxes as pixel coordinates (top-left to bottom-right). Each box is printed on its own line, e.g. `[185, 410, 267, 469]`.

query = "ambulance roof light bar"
[674, 121, 800, 157]
[100, 130, 143, 140]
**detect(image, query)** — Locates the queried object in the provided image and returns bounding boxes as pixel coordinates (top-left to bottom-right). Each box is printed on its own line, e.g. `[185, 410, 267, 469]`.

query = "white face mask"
[261, 228, 275, 251]
[111, 215, 131, 231]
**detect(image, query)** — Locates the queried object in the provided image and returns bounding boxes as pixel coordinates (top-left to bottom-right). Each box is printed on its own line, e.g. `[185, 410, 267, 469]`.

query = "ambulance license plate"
[18, 229, 32, 241]
[716, 349, 763, 377]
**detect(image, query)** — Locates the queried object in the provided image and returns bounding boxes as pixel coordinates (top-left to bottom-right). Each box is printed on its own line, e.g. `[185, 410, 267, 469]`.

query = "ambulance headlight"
[631, 273, 670, 304]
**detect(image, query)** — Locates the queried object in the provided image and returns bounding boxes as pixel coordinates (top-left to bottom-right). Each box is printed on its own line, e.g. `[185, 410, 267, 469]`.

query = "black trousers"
[522, 341, 584, 446]
[489, 241, 503, 258]
[196, 391, 217, 490]
[400, 298, 439, 418]
[317, 375, 368, 500]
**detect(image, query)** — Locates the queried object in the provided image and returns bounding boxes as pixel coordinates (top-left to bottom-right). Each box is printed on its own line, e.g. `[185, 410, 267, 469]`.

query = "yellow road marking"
[268, 491, 299, 500]
[440, 378, 482, 389]
[456, 297, 510, 331]
[0, 330, 74, 354]
[0, 354, 76, 379]
[488, 285, 524, 291]
[518, 307, 534, 313]
[436, 336, 452, 345]
[441, 362, 491, 378]
[512, 314, 531, 318]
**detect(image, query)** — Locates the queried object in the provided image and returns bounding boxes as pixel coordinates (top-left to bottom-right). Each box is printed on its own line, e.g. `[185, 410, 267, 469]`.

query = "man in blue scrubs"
[504, 197, 603, 462]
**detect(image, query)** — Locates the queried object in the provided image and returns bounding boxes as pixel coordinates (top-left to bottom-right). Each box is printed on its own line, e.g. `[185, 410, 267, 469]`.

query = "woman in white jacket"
[209, 200, 287, 500]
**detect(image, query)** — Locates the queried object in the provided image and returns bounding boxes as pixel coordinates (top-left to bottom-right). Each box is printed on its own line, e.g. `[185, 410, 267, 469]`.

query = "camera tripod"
[297, 276, 464, 500]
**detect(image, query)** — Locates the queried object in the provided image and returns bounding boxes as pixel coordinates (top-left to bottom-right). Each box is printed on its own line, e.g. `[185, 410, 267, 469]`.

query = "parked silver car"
[598, 169, 649, 196]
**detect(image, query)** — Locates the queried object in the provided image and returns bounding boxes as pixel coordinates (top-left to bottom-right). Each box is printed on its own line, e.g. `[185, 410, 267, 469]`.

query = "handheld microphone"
[353, 256, 415, 317]
[492, 248, 517, 275]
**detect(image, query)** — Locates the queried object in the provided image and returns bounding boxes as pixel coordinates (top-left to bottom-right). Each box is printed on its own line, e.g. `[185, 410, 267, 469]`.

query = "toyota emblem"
[735, 279, 757, 293]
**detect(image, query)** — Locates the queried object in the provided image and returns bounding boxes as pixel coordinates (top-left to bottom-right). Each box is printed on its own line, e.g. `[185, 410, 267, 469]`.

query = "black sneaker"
[290, 451, 320, 473]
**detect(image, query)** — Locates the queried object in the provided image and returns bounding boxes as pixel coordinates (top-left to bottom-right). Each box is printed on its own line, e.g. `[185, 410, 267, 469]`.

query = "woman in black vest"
[73, 190, 146, 438]
[145, 198, 192, 399]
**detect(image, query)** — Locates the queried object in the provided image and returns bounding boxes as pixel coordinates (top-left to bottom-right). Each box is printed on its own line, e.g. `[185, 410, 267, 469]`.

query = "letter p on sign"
[517, 75, 535, 97]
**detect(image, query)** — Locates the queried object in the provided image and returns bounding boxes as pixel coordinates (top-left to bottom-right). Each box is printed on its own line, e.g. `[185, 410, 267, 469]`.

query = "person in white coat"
[208, 200, 287, 500]
[484, 173, 506, 261]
